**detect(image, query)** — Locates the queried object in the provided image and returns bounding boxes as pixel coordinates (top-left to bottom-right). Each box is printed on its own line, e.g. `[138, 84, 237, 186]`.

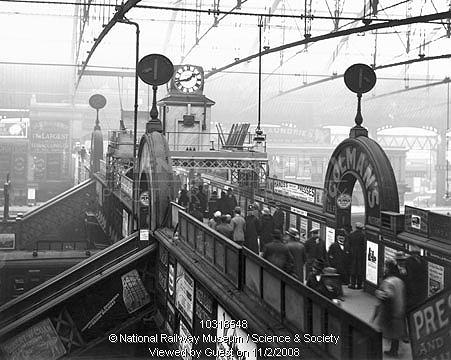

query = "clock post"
[148, 85, 162, 133]
[136, 54, 174, 244]
[137, 54, 175, 134]
[158, 65, 215, 152]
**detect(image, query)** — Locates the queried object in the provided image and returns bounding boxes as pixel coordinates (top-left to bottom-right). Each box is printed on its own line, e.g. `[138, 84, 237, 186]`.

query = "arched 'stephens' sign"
[323, 136, 399, 227]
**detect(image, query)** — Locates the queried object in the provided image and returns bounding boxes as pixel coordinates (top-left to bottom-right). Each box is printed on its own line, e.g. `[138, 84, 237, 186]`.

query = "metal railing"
[169, 202, 382, 360]
[119, 174, 133, 199]
[0, 232, 146, 337]
[177, 210, 241, 288]
[165, 131, 266, 152]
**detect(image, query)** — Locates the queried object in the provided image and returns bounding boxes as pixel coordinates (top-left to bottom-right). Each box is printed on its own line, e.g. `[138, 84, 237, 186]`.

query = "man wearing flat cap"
[284, 227, 306, 281]
[348, 222, 365, 289]
[304, 228, 327, 280]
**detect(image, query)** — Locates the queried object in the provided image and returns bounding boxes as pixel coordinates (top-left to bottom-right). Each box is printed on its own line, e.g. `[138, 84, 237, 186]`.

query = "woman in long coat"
[373, 259, 406, 357]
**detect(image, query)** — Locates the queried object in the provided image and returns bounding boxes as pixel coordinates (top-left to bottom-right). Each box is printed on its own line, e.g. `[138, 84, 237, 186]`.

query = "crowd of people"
[177, 183, 431, 357]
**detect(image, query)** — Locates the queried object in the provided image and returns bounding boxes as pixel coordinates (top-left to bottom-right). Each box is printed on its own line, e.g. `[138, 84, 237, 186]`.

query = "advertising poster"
[411, 214, 421, 230]
[428, 262, 444, 297]
[166, 301, 176, 335]
[289, 213, 297, 229]
[139, 229, 149, 241]
[0, 118, 28, 138]
[408, 288, 451, 360]
[158, 263, 168, 294]
[176, 263, 194, 326]
[179, 320, 193, 360]
[0, 234, 15, 250]
[311, 221, 320, 231]
[122, 209, 129, 237]
[300, 218, 308, 238]
[384, 246, 396, 262]
[216, 304, 257, 360]
[325, 227, 335, 251]
[0, 318, 66, 360]
[168, 262, 176, 300]
[121, 269, 151, 314]
[366, 241, 378, 285]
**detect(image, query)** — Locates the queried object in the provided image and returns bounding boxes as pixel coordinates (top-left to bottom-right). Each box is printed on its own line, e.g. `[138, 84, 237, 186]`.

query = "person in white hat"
[208, 211, 222, 230]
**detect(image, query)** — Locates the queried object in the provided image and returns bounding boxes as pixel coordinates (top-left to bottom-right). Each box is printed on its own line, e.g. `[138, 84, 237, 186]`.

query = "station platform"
[339, 287, 412, 360]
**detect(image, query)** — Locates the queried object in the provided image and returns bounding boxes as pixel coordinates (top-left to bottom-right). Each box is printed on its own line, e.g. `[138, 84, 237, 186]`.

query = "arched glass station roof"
[0, 0, 451, 132]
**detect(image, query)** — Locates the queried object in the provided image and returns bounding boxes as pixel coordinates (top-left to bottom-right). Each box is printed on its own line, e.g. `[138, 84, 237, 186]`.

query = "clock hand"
[179, 73, 196, 82]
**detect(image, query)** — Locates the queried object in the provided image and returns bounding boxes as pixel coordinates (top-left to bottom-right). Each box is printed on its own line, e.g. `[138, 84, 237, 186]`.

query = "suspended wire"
[0, 0, 436, 23]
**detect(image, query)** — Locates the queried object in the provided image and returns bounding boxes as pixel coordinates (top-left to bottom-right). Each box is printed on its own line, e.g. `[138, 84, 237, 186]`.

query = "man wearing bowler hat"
[306, 259, 340, 300]
[305, 228, 327, 280]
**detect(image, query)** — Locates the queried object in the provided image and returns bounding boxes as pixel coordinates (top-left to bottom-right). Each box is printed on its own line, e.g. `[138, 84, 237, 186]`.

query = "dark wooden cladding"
[429, 212, 451, 244]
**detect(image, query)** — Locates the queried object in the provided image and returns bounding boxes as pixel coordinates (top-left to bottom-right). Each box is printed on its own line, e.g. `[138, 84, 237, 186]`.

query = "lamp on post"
[88, 94, 106, 175]
[254, 16, 266, 150]
[137, 54, 174, 133]
[343, 63, 376, 138]
[135, 54, 174, 240]
[3, 173, 11, 222]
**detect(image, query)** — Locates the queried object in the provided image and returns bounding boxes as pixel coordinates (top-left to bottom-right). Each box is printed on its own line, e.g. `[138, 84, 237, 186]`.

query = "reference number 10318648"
[199, 319, 248, 329]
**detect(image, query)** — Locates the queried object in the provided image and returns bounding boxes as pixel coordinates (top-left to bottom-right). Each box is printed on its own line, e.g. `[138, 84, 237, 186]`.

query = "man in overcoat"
[348, 222, 365, 289]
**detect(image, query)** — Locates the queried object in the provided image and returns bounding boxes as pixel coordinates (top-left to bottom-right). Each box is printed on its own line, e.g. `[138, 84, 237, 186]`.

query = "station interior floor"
[340, 286, 412, 360]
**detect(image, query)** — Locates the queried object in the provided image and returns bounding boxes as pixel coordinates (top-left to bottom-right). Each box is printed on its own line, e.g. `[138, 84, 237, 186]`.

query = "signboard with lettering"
[324, 138, 399, 228]
[428, 262, 444, 297]
[404, 206, 429, 237]
[384, 246, 397, 262]
[428, 212, 451, 244]
[0, 118, 28, 138]
[0, 318, 66, 360]
[300, 217, 308, 236]
[271, 178, 317, 204]
[29, 119, 70, 179]
[176, 263, 194, 326]
[326, 227, 335, 251]
[216, 304, 257, 360]
[0, 233, 15, 249]
[366, 241, 378, 285]
[262, 125, 331, 145]
[178, 320, 193, 360]
[408, 288, 451, 360]
[30, 121, 70, 153]
[336, 193, 352, 209]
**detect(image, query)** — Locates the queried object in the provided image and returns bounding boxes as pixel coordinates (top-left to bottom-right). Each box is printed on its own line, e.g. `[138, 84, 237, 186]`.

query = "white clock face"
[173, 65, 203, 93]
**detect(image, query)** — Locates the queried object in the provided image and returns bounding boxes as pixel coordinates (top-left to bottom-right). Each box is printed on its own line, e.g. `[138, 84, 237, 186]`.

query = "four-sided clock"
[171, 65, 204, 94]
